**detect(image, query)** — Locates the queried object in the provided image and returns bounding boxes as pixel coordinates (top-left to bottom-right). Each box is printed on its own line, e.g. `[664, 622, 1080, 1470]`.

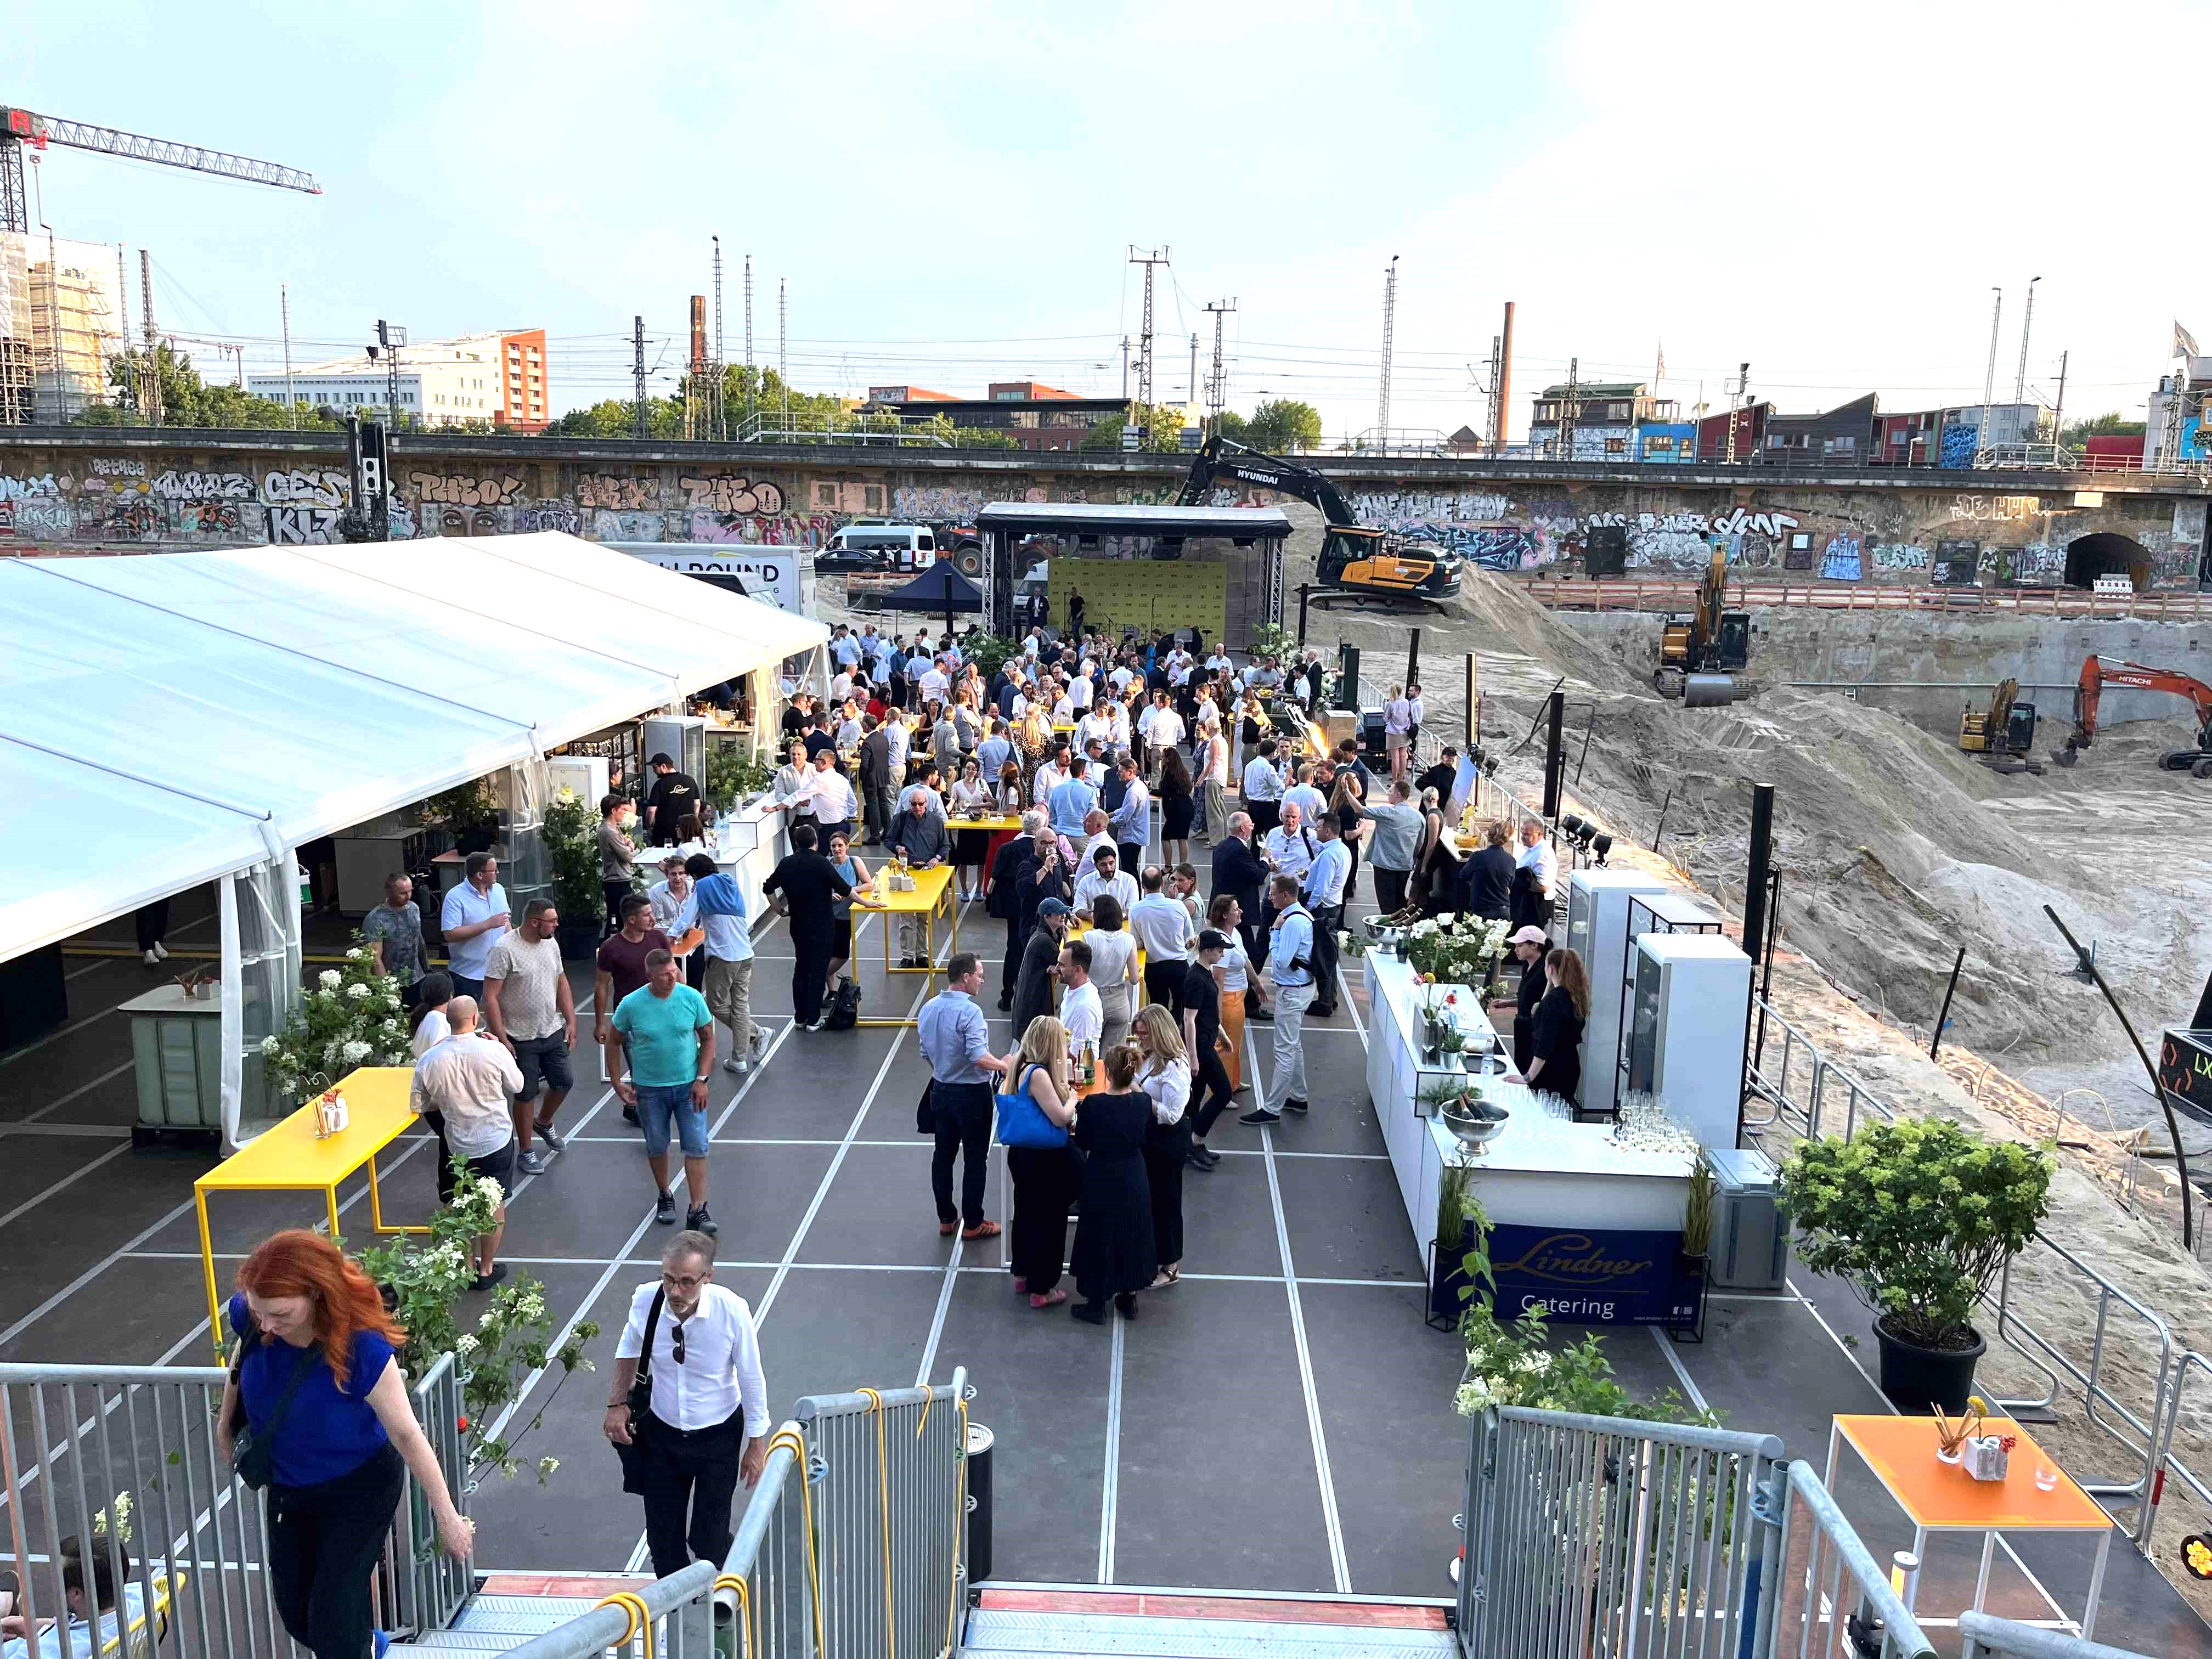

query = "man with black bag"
[604, 1231, 771, 1580]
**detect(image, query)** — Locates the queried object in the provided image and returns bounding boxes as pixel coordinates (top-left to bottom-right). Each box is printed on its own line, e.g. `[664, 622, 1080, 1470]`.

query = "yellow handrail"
[711, 1572, 754, 1659]
[858, 1386, 896, 1659]
[594, 1589, 653, 1657]
[767, 1426, 824, 1658]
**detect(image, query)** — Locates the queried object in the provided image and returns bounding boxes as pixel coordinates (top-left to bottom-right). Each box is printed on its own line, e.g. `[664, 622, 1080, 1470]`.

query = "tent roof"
[0, 533, 827, 961]
[883, 562, 983, 612]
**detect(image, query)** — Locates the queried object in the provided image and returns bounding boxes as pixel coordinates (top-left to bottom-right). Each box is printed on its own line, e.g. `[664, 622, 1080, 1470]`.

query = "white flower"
[346, 982, 370, 1000]
[537, 1456, 560, 1476]
[318, 969, 341, 991]
[479, 1310, 499, 1330]
[341, 1040, 372, 1063]
[347, 947, 368, 963]
[454, 1334, 480, 1357]
[259, 1035, 280, 1056]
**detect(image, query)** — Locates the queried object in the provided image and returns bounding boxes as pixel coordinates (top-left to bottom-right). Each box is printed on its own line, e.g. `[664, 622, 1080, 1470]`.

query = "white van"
[817, 522, 935, 577]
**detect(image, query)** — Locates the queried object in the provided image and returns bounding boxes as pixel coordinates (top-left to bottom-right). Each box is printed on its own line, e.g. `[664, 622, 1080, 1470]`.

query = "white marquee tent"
[0, 532, 827, 1141]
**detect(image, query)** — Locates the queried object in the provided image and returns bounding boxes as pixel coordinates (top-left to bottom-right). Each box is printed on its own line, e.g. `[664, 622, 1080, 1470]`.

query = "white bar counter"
[1362, 951, 1692, 1267]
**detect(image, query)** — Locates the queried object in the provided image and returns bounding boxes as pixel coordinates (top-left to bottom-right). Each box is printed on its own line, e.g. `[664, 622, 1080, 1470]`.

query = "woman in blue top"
[216, 1230, 471, 1658]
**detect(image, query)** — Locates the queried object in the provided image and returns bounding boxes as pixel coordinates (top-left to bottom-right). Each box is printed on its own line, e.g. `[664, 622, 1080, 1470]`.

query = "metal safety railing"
[0, 1355, 471, 1657]
[1741, 994, 2180, 1545]
[506, 1371, 973, 1659]
[1455, 1404, 1935, 1658]
[1959, 1610, 2155, 1658]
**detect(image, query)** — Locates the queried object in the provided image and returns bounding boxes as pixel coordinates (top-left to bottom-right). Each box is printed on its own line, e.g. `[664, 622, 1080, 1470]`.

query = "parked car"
[815, 522, 936, 576]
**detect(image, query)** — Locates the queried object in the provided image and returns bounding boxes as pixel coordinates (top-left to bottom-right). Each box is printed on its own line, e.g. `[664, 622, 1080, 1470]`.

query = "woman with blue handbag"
[998, 1017, 1079, 1310]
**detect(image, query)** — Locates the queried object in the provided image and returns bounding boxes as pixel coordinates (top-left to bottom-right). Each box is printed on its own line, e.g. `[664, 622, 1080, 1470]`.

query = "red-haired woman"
[216, 1229, 471, 1658]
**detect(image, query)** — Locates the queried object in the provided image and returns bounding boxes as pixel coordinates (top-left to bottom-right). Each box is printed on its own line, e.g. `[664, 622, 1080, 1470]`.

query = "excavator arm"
[2054, 655, 2212, 770]
[1176, 435, 1364, 525]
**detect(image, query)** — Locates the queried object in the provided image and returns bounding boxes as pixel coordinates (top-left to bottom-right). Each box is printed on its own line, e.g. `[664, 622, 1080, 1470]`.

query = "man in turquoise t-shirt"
[611, 949, 719, 1235]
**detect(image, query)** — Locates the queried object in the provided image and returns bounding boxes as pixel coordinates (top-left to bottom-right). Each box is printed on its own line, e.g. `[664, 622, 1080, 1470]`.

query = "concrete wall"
[1, 427, 2207, 591]
[1550, 610, 2212, 737]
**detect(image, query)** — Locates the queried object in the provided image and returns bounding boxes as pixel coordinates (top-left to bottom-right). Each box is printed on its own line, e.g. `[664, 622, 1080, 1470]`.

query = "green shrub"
[1779, 1116, 2051, 1349]
[544, 788, 605, 928]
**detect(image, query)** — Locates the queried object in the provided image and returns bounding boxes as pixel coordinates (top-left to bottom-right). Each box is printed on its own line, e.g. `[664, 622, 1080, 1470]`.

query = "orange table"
[1825, 1414, 2113, 1638]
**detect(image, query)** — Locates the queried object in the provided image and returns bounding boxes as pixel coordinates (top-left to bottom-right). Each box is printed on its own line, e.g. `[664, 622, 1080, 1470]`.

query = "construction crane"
[1, 105, 320, 234]
[2052, 654, 2212, 777]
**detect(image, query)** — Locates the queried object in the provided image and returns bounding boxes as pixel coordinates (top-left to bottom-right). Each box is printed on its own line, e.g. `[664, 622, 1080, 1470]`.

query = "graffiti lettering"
[76, 498, 166, 541]
[1949, 494, 2040, 522]
[89, 456, 148, 477]
[411, 471, 525, 507]
[688, 510, 835, 548]
[1819, 532, 1863, 582]
[151, 470, 252, 503]
[8, 499, 73, 538]
[178, 500, 249, 537]
[680, 475, 787, 514]
[260, 467, 350, 507]
[1871, 543, 1929, 571]
[592, 509, 665, 541]
[577, 473, 660, 511]
[0, 472, 66, 501]
[512, 500, 582, 535]
[268, 505, 342, 544]
[1625, 530, 1710, 571]
[387, 501, 417, 540]
[1352, 490, 1514, 529]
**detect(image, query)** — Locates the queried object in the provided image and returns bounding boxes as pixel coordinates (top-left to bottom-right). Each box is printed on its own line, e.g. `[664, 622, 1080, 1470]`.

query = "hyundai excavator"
[1175, 435, 1462, 607]
[1654, 547, 1751, 703]
[2051, 654, 2212, 777]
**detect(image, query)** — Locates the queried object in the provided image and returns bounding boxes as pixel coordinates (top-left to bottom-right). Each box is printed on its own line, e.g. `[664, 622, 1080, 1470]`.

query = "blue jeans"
[637, 1082, 709, 1159]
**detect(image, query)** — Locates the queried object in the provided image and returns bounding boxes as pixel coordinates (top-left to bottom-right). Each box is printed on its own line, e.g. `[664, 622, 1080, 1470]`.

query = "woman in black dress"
[1069, 1043, 1157, 1323]
[1002, 1016, 1079, 1310]
[1158, 746, 1195, 872]
[1330, 768, 1367, 900]
[1515, 945, 1590, 1112]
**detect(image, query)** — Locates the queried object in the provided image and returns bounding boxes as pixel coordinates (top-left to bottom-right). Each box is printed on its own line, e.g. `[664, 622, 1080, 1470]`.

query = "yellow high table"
[856, 864, 958, 1027]
[194, 1067, 430, 1360]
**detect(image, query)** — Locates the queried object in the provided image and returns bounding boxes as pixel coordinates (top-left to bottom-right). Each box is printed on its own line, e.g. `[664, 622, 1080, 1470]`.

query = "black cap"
[1198, 929, 1230, 953]
[649, 752, 673, 768]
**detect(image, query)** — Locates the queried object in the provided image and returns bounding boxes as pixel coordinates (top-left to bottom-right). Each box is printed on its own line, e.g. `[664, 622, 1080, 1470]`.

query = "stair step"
[964, 1609, 1458, 1658]
[450, 1592, 608, 1633]
[401, 1635, 546, 1652]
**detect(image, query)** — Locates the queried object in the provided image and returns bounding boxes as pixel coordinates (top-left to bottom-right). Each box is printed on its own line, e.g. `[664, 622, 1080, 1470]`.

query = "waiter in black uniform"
[1492, 925, 1551, 1077]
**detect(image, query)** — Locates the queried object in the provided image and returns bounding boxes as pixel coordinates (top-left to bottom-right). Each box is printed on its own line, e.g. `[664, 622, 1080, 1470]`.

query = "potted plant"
[1779, 1116, 2052, 1413]
[1427, 1165, 1490, 1329]
[543, 788, 607, 959]
[426, 780, 502, 856]
[1670, 1153, 1716, 1343]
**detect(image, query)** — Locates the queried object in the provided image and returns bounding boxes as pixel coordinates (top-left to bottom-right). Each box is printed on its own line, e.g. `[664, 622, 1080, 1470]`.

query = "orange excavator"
[2051, 655, 2212, 777]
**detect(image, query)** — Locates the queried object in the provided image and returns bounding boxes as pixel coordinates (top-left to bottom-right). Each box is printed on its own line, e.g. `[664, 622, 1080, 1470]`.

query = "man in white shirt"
[410, 995, 521, 1290]
[919, 659, 951, 705]
[831, 667, 854, 704]
[606, 1232, 772, 1579]
[883, 709, 910, 785]
[1031, 746, 1069, 807]
[1300, 816, 1352, 1017]
[1076, 702, 1116, 753]
[1074, 845, 1138, 918]
[1242, 737, 1284, 835]
[765, 749, 857, 844]
[1057, 938, 1103, 1053]
[1262, 801, 1318, 886]
[1130, 865, 1195, 1008]
[830, 626, 861, 672]
[1280, 764, 1328, 831]
[1514, 817, 1559, 936]
[438, 851, 511, 1001]
[1139, 692, 1183, 783]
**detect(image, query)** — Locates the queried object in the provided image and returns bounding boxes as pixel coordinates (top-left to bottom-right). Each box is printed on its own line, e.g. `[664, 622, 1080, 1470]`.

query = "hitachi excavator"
[1654, 547, 1751, 703]
[2051, 655, 2212, 777]
[1176, 435, 1462, 607]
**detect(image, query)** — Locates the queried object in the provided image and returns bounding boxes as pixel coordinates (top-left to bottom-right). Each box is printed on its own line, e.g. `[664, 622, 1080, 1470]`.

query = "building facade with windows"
[1527, 381, 1678, 460]
[861, 379, 1122, 452]
[249, 329, 548, 430]
[1756, 393, 1878, 465]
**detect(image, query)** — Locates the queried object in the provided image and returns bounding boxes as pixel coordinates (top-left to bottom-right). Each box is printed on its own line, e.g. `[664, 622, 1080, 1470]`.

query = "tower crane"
[1, 105, 320, 233]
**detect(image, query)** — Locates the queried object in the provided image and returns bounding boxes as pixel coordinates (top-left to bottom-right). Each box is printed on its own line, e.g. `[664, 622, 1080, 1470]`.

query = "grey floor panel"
[794, 1141, 963, 1267]
[1173, 1152, 1291, 1280]
[1109, 1277, 1334, 1592]
[1274, 1157, 1424, 1282]
[751, 1263, 938, 1404]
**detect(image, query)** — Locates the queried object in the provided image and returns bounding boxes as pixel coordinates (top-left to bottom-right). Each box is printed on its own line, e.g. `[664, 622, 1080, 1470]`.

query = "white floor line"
[1648, 1325, 1711, 1417]
[1257, 1119, 1353, 1594]
[0, 1188, 205, 1348]
[0, 1003, 121, 1068]
[0, 1122, 131, 1140]
[0, 1141, 132, 1231]
[914, 1235, 963, 1386]
[18, 1059, 139, 1126]
[1098, 1309, 1125, 1584]
[62, 958, 113, 981]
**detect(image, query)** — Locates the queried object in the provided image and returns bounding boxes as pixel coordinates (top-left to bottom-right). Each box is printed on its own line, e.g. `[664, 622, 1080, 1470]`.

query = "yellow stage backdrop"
[1048, 559, 1227, 641]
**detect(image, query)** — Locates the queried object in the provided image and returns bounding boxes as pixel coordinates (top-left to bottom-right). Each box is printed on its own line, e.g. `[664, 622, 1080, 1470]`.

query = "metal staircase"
[963, 1602, 1459, 1659]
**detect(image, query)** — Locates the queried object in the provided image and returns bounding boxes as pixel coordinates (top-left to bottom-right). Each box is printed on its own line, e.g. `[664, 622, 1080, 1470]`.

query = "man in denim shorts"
[610, 948, 719, 1235]
[483, 899, 576, 1176]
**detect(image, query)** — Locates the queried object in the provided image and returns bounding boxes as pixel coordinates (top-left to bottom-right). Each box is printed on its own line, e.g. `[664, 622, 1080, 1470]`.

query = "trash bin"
[965, 1421, 995, 1585]
[1708, 1147, 1787, 1291]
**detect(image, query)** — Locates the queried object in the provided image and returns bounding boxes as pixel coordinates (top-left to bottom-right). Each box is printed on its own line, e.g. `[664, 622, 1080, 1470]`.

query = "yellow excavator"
[1655, 548, 1750, 703]
[1957, 678, 2042, 773]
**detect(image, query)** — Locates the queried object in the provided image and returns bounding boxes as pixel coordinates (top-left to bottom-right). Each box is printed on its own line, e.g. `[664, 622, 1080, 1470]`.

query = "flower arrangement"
[259, 940, 409, 1104]
[359, 1171, 599, 1488]
[1418, 985, 1468, 1060]
[1403, 913, 1509, 986]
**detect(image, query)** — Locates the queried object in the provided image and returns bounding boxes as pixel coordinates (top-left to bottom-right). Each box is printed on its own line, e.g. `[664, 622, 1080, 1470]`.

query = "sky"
[13, 1, 2209, 442]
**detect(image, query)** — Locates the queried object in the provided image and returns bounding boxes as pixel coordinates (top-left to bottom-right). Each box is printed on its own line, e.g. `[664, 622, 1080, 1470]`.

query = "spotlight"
[1590, 832, 1613, 866]
[1561, 813, 1588, 838]
[1480, 754, 1499, 777]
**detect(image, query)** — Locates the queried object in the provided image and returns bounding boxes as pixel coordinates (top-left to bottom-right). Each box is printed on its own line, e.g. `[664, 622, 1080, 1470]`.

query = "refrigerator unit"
[642, 715, 707, 791]
[1620, 930, 1752, 1150]
[1564, 867, 1668, 1121]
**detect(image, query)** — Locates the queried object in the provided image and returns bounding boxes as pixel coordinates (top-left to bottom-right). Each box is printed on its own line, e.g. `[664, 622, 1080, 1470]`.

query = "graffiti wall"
[1, 439, 2204, 591]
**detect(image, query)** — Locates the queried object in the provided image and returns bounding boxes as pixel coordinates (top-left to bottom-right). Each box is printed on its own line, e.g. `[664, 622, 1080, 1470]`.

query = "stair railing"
[1959, 1610, 2154, 1658]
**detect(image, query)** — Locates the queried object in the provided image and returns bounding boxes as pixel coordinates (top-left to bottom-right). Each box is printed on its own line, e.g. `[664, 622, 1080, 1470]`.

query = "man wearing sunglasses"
[603, 1232, 771, 1578]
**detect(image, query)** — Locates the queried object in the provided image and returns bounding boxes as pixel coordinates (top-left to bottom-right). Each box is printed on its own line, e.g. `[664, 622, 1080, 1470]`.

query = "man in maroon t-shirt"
[595, 893, 672, 1124]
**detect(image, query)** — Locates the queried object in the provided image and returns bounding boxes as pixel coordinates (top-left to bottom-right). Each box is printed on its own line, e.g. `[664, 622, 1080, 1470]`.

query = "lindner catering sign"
[1481, 1224, 1695, 1328]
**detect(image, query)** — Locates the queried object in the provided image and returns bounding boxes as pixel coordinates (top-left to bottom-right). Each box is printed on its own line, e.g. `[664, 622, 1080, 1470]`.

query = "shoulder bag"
[613, 1289, 666, 1494]
[229, 1323, 321, 1492]
[996, 1063, 1070, 1149]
